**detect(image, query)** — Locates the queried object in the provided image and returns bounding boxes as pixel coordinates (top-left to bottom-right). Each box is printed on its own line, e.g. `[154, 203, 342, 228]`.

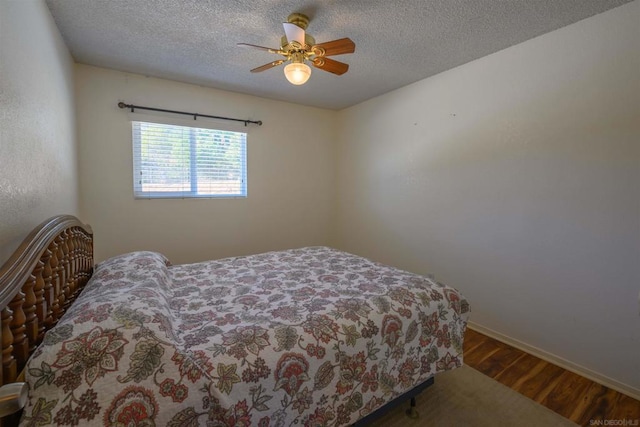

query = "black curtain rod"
[117, 102, 262, 126]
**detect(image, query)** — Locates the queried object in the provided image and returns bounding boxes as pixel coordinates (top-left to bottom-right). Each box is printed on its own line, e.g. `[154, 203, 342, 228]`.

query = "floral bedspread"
[20, 247, 469, 426]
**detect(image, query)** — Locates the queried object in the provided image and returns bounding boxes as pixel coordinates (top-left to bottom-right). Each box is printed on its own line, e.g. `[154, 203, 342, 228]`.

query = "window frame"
[131, 119, 248, 199]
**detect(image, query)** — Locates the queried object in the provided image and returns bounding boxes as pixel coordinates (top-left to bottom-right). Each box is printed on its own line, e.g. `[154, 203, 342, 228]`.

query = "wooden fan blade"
[283, 22, 306, 45]
[312, 38, 355, 56]
[250, 60, 286, 73]
[312, 57, 349, 75]
[237, 43, 282, 54]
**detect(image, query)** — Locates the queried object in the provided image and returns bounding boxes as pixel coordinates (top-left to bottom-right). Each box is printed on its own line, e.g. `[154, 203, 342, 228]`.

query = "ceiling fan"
[238, 13, 356, 85]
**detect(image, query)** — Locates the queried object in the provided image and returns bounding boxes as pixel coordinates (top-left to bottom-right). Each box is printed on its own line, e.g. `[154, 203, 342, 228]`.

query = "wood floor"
[463, 328, 640, 426]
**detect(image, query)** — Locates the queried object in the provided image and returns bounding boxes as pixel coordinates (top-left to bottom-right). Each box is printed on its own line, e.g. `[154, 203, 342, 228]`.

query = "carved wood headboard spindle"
[0, 216, 94, 388]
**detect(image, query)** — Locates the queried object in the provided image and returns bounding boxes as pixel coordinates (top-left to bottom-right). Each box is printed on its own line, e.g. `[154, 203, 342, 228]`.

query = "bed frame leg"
[405, 396, 419, 419]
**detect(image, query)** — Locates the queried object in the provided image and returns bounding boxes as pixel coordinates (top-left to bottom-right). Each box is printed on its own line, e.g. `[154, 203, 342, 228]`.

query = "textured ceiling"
[46, 0, 631, 110]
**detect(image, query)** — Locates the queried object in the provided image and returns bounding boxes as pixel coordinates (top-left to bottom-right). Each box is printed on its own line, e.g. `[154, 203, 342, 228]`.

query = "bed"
[0, 215, 469, 426]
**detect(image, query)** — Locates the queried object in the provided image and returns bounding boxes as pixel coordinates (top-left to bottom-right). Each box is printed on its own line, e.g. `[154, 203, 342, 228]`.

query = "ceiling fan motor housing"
[281, 34, 316, 50]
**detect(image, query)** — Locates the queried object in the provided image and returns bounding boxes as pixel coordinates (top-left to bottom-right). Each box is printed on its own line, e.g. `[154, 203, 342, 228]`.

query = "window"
[132, 121, 247, 198]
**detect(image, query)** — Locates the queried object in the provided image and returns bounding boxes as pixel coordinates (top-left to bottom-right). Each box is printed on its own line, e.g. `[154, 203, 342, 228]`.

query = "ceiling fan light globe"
[284, 62, 311, 85]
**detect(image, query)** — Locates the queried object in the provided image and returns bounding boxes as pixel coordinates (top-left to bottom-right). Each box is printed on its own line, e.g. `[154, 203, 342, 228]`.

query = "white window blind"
[132, 121, 247, 199]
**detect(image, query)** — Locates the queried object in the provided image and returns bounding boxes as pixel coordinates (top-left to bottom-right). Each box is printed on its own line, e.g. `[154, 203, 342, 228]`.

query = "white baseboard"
[466, 321, 640, 401]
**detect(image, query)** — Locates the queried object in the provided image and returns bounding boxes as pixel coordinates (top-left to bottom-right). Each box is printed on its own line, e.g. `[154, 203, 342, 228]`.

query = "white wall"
[335, 1, 640, 394]
[76, 65, 337, 264]
[0, 0, 79, 265]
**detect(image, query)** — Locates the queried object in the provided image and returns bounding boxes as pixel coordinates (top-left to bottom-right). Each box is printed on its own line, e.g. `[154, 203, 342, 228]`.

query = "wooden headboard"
[0, 215, 93, 388]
